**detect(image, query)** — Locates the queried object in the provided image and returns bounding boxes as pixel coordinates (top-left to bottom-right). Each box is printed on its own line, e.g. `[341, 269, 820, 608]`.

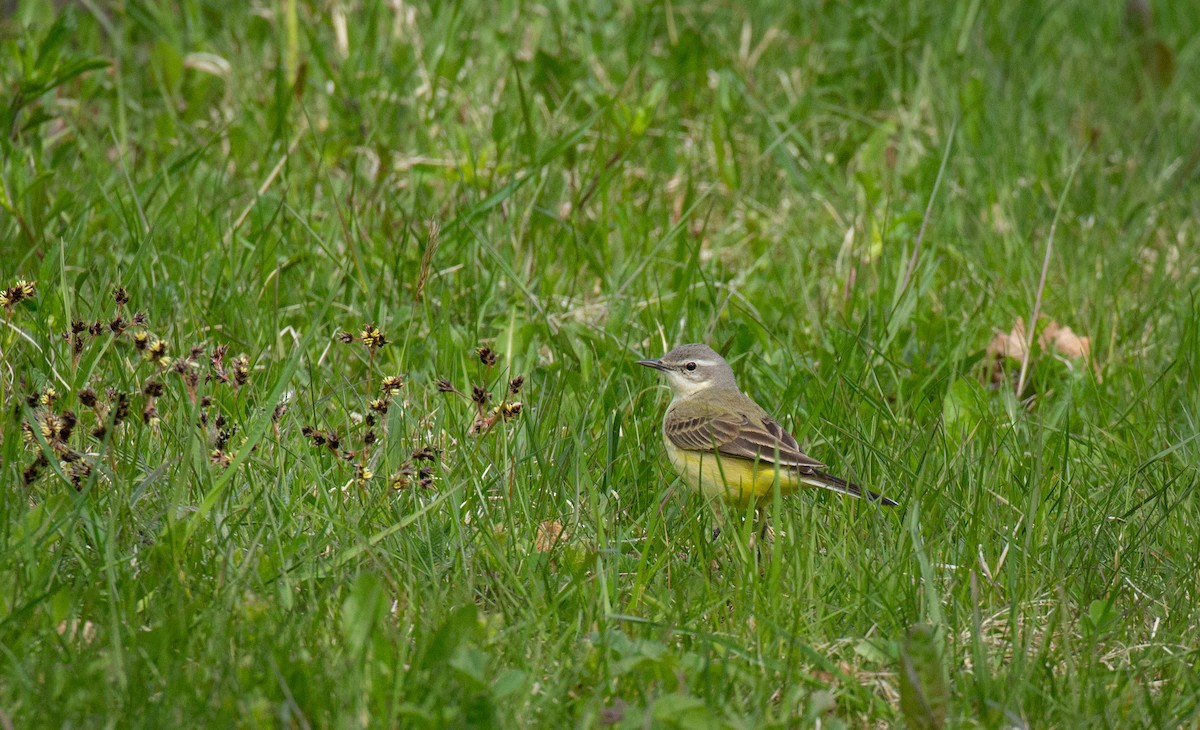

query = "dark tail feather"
[806, 470, 899, 507]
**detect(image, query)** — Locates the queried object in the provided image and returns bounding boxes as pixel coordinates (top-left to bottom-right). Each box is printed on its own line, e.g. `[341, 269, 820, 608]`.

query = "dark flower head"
[508, 375, 525, 395]
[477, 347, 498, 367]
[360, 324, 387, 353]
[146, 338, 168, 361]
[412, 446, 438, 462]
[471, 385, 491, 407]
[231, 354, 250, 387]
[39, 388, 58, 407]
[1, 280, 36, 309]
[501, 401, 523, 420]
[381, 376, 403, 395]
[113, 287, 130, 305]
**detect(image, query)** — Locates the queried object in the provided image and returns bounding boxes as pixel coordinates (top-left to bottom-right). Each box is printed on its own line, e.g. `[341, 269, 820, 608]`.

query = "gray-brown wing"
[664, 410, 825, 471]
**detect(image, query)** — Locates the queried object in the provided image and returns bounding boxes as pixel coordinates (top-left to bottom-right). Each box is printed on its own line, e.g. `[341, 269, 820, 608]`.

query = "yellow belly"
[665, 442, 800, 505]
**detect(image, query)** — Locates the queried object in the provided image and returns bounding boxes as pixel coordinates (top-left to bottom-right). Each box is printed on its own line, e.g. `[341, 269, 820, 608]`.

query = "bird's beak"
[637, 358, 667, 371]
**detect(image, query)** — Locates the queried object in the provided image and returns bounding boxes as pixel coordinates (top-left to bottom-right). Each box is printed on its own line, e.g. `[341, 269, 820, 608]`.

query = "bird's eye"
[685, 362, 696, 372]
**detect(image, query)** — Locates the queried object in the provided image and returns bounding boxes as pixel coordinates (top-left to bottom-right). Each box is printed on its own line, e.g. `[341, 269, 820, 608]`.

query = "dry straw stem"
[413, 218, 441, 302]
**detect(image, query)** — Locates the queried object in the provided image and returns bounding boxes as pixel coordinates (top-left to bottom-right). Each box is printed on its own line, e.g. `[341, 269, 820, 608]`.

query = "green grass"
[3, 0, 1199, 727]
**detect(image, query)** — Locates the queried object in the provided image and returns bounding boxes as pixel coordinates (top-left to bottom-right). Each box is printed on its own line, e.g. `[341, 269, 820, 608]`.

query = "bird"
[638, 343, 897, 509]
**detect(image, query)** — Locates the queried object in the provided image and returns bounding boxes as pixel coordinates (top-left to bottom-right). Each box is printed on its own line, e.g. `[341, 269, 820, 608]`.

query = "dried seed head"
[435, 379, 460, 394]
[111, 392, 130, 425]
[477, 347, 498, 367]
[508, 375, 525, 395]
[363, 430, 377, 446]
[143, 380, 165, 397]
[60, 410, 77, 440]
[79, 387, 98, 408]
[71, 320, 86, 334]
[65, 459, 91, 489]
[113, 287, 130, 305]
[303, 426, 327, 447]
[89, 321, 104, 337]
[131, 311, 148, 326]
[23, 460, 44, 485]
[336, 331, 355, 344]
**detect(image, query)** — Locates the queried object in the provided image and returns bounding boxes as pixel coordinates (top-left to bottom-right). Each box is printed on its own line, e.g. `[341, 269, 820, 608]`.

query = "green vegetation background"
[2, 0, 1198, 727]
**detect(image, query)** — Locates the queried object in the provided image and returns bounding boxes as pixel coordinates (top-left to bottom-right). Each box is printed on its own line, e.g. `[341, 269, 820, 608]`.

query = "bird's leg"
[752, 507, 775, 566]
[707, 500, 725, 541]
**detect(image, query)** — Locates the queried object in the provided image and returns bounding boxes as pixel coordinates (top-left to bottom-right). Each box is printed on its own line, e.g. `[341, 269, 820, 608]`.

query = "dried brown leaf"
[534, 520, 568, 554]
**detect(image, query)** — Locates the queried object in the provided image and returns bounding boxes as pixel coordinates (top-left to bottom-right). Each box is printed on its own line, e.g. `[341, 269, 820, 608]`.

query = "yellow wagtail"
[638, 343, 898, 508]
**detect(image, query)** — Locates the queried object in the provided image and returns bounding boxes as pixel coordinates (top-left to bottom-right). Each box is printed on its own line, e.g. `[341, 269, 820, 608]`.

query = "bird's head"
[638, 343, 736, 397]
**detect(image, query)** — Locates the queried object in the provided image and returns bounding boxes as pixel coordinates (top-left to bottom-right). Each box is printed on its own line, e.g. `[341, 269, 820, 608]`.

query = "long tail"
[803, 470, 899, 507]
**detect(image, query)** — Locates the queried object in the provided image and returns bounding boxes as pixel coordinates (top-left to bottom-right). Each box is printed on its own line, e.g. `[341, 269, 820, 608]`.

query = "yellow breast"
[664, 441, 800, 505]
